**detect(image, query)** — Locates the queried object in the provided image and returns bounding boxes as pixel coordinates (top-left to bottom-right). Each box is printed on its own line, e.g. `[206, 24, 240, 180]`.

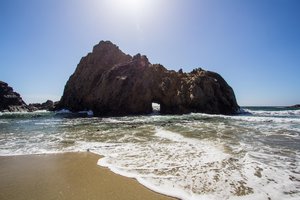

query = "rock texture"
[58, 41, 239, 116]
[0, 81, 29, 112]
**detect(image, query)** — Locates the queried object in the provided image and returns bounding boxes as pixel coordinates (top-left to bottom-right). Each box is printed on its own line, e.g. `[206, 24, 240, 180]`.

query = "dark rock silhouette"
[0, 81, 29, 112]
[288, 104, 300, 109]
[58, 41, 239, 116]
[28, 100, 57, 111]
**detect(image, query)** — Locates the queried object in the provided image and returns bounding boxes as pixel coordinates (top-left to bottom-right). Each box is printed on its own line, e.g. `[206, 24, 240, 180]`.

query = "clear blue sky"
[0, 0, 299, 106]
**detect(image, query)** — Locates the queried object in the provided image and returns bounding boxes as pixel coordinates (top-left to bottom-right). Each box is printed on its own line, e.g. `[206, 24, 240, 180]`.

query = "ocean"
[0, 106, 299, 200]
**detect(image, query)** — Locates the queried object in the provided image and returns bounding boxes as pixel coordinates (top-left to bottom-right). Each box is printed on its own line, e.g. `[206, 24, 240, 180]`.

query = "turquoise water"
[0, 107, 299, 200]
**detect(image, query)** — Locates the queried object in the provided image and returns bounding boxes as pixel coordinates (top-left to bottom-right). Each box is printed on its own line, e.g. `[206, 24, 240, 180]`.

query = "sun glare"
[100, 0, 168, 36]
[124, 0, 141, 9]
[112, 0, 145, 14]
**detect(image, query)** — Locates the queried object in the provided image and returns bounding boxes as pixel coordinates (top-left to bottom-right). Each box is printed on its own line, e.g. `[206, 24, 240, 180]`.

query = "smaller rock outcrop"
[28, 100, 57, 111]
[0, 81, 29, 112]
[288, 104, 300, 109]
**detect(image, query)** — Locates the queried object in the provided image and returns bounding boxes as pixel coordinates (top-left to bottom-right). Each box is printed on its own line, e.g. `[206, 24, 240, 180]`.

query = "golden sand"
[0, 152, 176, 200]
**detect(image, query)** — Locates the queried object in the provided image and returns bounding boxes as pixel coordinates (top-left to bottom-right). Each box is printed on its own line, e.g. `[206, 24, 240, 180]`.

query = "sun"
[110, 0, 146, 15]
[100, 0, 162, 32]
[123, 0, 141, 9]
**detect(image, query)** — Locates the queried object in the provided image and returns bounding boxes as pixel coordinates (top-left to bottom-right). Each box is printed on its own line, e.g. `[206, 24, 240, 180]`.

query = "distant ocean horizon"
[1, 106, 299, 200]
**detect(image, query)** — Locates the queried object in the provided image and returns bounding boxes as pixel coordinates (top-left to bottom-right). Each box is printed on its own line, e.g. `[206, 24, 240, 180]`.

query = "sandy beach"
[0, 152, 175, 200]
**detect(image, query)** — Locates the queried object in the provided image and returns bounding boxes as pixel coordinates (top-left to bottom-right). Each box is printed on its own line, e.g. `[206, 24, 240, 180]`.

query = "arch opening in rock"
[151, 102, 161, 114]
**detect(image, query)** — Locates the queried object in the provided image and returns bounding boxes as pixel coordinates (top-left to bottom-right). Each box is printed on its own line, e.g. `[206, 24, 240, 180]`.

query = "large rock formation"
[0, 81, 29, 112]
[58, 41, 239, 116]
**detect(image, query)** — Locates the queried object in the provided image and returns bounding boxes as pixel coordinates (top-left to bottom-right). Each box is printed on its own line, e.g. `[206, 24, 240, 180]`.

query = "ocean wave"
[1, 108, 300, 199]
[0, 110, 50, 115]
[231, 115, 300, 124]
[243, 108, 300, 117]
[187, 112, 300, 125]
[0, 110, 52, 120]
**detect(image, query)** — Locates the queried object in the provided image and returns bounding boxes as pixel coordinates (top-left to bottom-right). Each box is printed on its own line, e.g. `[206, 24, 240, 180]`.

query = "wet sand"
[0, 152, 175, 200]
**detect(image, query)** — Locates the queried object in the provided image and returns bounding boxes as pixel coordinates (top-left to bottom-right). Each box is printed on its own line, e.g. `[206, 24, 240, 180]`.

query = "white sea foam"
[154, 128, 185, 142]
[190, 112, 300, 124]
[0, 111, 27, 116]
[0, 110, 50, 116]
[78, 110, 94, 116]
[82, 127, 299, 200]
[244, 109, 300, 117]
[233, 115, 300, 123]
[55, 109, 72, 114]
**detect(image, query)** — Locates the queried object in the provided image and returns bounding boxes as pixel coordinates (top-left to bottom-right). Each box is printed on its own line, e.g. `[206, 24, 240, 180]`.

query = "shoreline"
[0, 152, 176, 200]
